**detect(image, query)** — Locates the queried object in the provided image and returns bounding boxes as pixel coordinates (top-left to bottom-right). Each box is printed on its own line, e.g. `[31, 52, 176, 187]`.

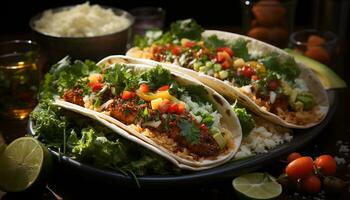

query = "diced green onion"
[219, 70, 229, 79]
[199, 66, 207, 72]
[193, 61, 203, 68]
[213, 63, 222, 72]
[205, 61, 213, 68]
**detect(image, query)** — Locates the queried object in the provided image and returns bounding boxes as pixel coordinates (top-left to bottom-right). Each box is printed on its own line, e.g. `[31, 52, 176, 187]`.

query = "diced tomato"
[217, 47, 234, 57]
[139, 83, 150, 93]
[216, 52, 226, 62]
[241, 66, 256, 78]
[221, 60, 231, 69]
[88, 82, 103, 92]
[251, 75, 259, 81]
[200, 124, 208, 131]
[268, 80, 279, 91]
[157, 85, 170, 91]
[177, 103, 186, 114]
[184, 41, 196, 48]
[121, 91, 136, 100]
[171, 46, 182, 55]
[167, 103, 179, 113]
[158, 99, 171, 113]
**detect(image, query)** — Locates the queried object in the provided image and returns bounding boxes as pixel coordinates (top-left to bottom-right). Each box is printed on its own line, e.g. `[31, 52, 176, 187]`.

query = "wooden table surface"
[0, 32, 349, 200]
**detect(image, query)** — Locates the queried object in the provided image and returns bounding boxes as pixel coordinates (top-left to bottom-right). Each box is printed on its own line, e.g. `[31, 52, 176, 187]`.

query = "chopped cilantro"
[178, 119, 200, 145]
[204, 35, 226, 50]
[169, 19, 204, 41]
[259, 56, 300, 82]
[229, 39, 250, 61]
[140, 65, 173, 91]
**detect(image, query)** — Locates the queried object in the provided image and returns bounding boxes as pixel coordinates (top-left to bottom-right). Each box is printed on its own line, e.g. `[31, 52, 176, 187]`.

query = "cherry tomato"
[158, 99, 171, 113]
[184, 41, 196, 48]
[241, 66, 256, 78]
[268, 80, 279, 91]
[217, 47, 234, 57]
[216, 51, 231, 63]
[216, 52, 226, 62]
[285, 156, 314, 181]
[121, 91, 136, 100]
[300, 174, 321, 194]
[139, 84, 150, 93]
[88, 82, 103, 92]
[177, 103, 186, 114]
[251, 75, 259, 81]
[171, 46, 182, 55]
[314, 155, 337, 176]
[157, 85, 170, 91]
[200, 124, 208, 131]
[167, 103, 178, 113]
[287, 152, 302, 163]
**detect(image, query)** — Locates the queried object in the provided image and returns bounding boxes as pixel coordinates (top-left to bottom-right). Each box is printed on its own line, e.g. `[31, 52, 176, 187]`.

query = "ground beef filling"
[63, 88, 84, 106]
[62, 91, 221, 158]
[162, 118, 220, 157]
[108, 98, 147, 125]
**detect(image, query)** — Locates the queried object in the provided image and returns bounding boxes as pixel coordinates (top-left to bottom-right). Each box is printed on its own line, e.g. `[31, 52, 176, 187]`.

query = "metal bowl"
[29, 6, 134, 63]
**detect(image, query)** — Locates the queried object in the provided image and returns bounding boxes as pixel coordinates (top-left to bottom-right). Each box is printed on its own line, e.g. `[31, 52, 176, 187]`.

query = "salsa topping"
[133, 19, 318, 125]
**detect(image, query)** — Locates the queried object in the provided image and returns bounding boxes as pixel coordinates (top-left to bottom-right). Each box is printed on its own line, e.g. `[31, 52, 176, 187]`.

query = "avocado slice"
[284, 48, 347, 89]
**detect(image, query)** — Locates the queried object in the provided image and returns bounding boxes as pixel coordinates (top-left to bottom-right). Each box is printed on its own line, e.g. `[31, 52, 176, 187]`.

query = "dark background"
[1, 0, 349, 83]
[1, 0, 315, 33]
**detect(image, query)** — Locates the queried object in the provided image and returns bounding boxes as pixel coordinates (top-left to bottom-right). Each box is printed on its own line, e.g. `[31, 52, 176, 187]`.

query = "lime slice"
[0, 137, 52, 192]
[233, 172, 282, 200]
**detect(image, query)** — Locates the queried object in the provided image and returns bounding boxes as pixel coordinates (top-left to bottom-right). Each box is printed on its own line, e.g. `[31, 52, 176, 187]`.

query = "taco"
[127, 19, 329, 128]
[99, 56, 293, 160]
[50, 57, 242, 170]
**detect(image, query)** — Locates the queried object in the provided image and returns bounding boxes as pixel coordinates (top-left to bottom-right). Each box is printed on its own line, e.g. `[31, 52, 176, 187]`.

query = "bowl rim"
[29, 5, 135, 39]
[289, 29, 338, 47]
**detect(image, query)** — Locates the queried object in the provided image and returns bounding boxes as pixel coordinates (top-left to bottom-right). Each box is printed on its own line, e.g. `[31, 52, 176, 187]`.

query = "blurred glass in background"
[312, 0, 349, 69]
[0, 40, 42, 120]
[289, 29, 338, 65]
[129, 7, 165, 47]
[240, 0, 297, 48]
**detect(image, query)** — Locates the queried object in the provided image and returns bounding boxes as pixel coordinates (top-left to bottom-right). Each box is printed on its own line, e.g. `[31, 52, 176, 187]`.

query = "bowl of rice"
[29, 2, 134, 63]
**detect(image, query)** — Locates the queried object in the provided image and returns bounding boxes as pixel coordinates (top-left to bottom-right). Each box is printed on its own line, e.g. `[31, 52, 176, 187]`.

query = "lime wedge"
[233, 172, 282, 200]
[0, 137, 52, 192]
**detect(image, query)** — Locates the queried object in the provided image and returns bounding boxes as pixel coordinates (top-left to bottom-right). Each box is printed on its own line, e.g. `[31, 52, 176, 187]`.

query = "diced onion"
[100, 99, 114, 110]
[142, 120, 162, 128]
[269, 91, 277, 104]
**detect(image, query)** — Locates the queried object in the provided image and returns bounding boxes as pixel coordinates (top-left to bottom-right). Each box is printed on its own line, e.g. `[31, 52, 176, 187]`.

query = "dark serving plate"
[28, 90, 337, 188]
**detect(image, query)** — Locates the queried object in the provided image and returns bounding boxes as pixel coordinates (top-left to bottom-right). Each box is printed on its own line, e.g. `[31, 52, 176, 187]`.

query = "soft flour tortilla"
[126, 30, 329, 129]
[54, 59, 242, 170]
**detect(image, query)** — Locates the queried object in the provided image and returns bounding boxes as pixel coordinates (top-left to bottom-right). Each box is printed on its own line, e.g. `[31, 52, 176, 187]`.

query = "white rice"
[235, 126, 293, 159]
[34, 2, 131, 37]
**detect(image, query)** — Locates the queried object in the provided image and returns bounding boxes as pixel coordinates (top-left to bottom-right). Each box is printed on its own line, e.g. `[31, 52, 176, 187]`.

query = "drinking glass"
[128, 7, 166, 47]
[0, 40, 41, 120]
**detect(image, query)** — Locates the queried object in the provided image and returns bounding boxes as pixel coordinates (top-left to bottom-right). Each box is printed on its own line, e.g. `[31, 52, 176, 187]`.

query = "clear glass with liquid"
[0, 41, 41, 120]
